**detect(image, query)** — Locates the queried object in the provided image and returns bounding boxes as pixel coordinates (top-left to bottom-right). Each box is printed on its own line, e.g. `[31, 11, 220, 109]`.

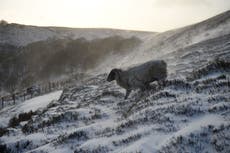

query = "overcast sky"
[1, 0, 230, 32]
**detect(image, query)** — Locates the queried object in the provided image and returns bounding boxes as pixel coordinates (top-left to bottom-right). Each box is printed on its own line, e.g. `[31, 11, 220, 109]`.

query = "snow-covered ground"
[0, 90, 62, 127]
[0, 10, 230, 153]
[0, 55, 229, 153]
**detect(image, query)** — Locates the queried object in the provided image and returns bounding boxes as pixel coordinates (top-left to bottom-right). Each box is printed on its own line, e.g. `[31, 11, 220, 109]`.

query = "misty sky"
[1, 0, 230, 32]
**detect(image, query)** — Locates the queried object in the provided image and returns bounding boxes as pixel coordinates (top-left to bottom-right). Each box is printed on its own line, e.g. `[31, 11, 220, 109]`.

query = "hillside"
[106, 10, 230, 70]
[0, 23, 153, 47]
[0, 48, 229, 153]
[1, 10, 230, 94]
[0, 36, 141, 92]
[0, 10, 230, 153]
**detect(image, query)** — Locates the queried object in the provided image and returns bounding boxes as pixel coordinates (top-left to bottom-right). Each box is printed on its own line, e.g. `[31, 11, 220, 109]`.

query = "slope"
[0, 61, 229, 153]
[1, 10, 230, 94]
[101, 10, 230, 71]
[0, 23, 154, 47]
[0, 10, 230, 153]
[0, 35, 229, 153]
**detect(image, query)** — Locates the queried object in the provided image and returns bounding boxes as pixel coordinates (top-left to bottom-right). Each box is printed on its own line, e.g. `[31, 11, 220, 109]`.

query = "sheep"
[107, 60, 167, 99]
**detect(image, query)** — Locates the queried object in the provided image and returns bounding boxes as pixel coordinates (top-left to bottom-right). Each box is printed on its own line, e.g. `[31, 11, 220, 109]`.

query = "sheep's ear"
[107, 69, 116, 82]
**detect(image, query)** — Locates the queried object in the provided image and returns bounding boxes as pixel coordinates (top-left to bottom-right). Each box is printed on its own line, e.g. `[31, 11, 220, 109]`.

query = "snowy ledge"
[0, 90, 63, 127]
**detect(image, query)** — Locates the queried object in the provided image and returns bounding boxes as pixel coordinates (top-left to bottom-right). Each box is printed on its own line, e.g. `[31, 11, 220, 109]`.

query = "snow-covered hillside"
[1, 10, 230, 49]
[92, 10, 230, 74]
[1, 10, 230, 92]
[0, 57, 229, 153]
[0, 10, 230, 153]
[0, 24, 153, 47]
[0, 90, 62, 127]
[0, 31, 230, 153]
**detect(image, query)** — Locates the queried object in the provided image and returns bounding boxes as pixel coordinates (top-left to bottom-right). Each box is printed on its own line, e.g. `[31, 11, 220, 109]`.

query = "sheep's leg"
[140, 83, 151, 91]
[137, 84, 150, 98]
[145, 83, 152, 90]
[158, 79, 166, 87]
[125, 89, 131, 99]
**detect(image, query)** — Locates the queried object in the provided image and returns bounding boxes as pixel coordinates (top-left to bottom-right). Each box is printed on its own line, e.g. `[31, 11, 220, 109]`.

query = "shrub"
[21, 123, 34, 134]
[187, 59, 230, 81]
[8, 116, 20, 127]
[0, 127, 8, 137]
[8, 111, 35, 128]
[0, 144, 11, 153]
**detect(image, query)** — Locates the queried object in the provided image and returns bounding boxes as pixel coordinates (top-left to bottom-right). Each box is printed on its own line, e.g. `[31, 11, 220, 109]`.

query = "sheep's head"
[107, 69, 122, 82]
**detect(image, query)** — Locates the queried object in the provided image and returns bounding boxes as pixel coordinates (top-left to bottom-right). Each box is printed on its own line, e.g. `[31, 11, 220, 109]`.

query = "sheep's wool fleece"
[121, 60, 167, 89]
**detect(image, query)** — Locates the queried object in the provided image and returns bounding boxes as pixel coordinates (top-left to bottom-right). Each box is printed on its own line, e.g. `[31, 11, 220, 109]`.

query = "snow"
[0, 90, 62, 127]
[0, 11, 230, 153]
[112, 114, 226, 153]
[116, 133, 169, 153]
[160, 114, 226, 146]
[17, 90, 62, 112]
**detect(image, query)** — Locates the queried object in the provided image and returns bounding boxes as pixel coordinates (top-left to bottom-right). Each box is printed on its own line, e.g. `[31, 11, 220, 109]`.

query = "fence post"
[23, 92, 26, 101]
[1, 97, 4, 108]
[49, 82, 51, 92]
[12, 94, 15, 105]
